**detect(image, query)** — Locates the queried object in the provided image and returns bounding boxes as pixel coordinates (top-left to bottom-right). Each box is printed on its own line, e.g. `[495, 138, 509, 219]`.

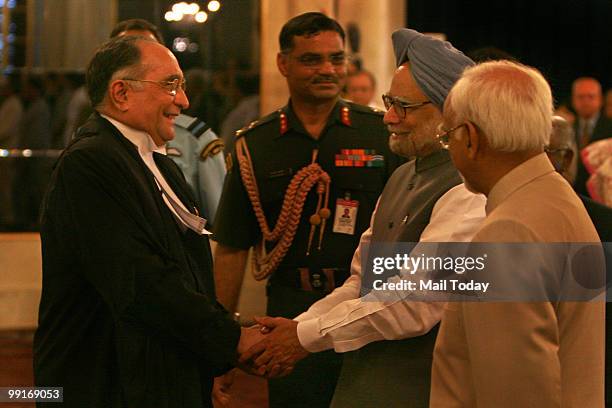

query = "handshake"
[237, 316, 310, 378]
[213, 317, 310, 407]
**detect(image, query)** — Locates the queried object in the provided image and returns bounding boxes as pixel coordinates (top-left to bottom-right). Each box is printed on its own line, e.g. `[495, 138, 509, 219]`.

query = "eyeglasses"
[382, 94, 431, 119]
[436, 123, 467, 149]
[289, 52, 347, 68]
[122, 78, 186, 96]
[544, 146, 572, 155]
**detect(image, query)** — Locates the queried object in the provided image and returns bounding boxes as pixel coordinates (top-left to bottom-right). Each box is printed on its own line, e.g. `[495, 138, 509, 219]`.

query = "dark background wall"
[118, 0, 611, 105]
[118, 0, 258, 72]
[405, 0, 611, 106]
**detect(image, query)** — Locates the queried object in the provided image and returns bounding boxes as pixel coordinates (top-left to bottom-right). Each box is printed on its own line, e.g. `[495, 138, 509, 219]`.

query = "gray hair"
[446, 60, 553, 152]
[86, 36, 154, 108]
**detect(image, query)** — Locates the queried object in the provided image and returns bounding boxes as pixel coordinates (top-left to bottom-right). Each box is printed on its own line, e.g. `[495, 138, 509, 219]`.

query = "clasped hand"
[237, 317, 309, 378]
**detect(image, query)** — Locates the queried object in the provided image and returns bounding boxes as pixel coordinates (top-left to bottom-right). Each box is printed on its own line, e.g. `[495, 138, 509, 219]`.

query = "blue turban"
[392, 29, 474, 109]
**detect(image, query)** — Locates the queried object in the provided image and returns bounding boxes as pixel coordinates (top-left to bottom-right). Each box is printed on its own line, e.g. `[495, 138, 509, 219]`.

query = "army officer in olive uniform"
[213, 12, 400, 408]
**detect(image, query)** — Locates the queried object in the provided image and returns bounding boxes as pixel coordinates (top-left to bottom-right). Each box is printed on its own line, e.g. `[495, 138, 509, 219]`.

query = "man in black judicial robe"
[33, 36, 257, 407]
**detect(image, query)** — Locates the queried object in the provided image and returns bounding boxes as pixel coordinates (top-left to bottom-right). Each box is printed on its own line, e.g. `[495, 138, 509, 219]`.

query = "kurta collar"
[101, 114, 167, 156]
[415, 149, 452, 173]
[485, 152, 555, 215]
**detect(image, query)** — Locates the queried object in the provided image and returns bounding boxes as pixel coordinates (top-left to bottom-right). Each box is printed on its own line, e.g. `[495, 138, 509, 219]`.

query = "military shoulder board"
[175, 114, 211, 139]
[235, 110, 278, 138]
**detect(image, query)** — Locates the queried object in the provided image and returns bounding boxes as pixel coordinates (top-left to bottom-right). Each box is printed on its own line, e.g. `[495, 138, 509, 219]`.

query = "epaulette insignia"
[341, 106, 351, 126]
[235, 120, 257, 138]
[280, 110, 288, 135]
[225, 152, 233, 172]
[200, 139, 224, 161]
[235, 110, 280, 138]
[167, 147, 182, 157]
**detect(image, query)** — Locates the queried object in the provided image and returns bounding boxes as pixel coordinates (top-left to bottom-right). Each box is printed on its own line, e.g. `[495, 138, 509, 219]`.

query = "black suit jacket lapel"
[153, 151, 212, 292]
[73, 114, 180, 255]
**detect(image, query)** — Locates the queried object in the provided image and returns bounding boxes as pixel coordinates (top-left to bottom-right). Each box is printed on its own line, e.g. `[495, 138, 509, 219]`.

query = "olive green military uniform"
[214, 99, 401, 408]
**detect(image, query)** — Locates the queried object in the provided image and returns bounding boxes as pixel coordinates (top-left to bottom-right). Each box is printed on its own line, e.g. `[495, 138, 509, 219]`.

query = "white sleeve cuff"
[296, 318, 335, 353]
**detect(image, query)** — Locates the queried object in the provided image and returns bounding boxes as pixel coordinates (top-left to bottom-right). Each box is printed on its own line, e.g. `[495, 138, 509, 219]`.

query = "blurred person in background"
[207, 70, 237, 134]
[343, 69, 383, 109]
[571, 77, 612, 196]
[548, 115, 612, 406]
[605, 88, 612, 119]
[220, 73, 260, 153]
[13, 75, 52, 229]
[547, 115, 611, 235]
[0, 74, 22, 148]
[62, 73, 90, 147]
[43, 72, 62, 119]
[49, 72, 78, 148]
[183, 68, 208, 122]
[547, 115, 578, 184]
[0, 74, 23, 227]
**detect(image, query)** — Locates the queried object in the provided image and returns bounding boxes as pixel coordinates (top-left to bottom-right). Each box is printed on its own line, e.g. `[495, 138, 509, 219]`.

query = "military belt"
[269, 267, 350, 293]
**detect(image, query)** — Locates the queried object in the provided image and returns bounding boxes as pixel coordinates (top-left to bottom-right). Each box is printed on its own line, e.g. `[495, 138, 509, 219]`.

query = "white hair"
[446, 60, 553, 152]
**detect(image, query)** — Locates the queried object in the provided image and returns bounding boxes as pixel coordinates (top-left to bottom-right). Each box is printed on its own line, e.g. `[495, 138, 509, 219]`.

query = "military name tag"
[333, 198, 359, 235]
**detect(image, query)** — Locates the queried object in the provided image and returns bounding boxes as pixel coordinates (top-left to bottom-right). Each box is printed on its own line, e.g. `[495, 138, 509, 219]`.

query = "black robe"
[34, 113, 240, 408]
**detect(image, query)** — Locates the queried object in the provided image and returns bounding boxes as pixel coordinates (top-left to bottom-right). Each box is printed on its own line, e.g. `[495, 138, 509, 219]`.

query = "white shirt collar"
[101, 114, 167, 156]
[99, 113, 209, 235]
